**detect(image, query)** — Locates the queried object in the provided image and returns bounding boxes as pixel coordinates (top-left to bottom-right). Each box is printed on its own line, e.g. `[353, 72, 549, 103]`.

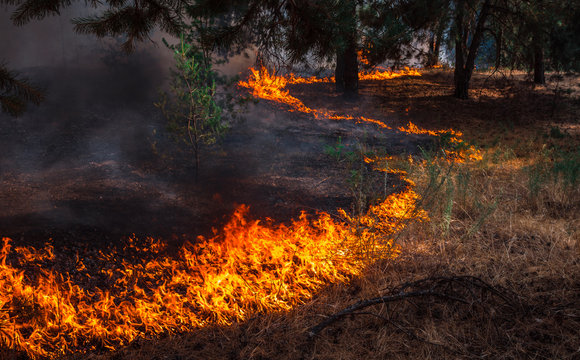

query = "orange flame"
[238, 67, 392, 128]
[0, 184, 427, 358]
[0, 65, 480, 359]
[359, 67, 421, 81]
[238, 67, 480, 161]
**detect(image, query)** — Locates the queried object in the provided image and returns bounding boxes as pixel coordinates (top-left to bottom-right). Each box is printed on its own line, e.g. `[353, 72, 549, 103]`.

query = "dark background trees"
[1, 0, 579, 111]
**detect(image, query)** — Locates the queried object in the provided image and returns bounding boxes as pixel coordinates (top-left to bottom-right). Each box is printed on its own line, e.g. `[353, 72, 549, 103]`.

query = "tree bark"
[533, 40, 545, 85]
[454, 37, 469, 99]
[342, 40, 359, 94]
[426, 26, 443, 67]
[433, 32, 442, 65]
[334, 0, 358, 94]
[335, 45, 358, 94]
[335, 51, 345, 92]
[426, 33, 437, 67]
[454, 67, 470, 99]
[453, 0, 491, 99]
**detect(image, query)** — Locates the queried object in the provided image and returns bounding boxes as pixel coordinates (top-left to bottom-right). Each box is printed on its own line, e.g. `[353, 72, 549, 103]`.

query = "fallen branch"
[308, 276, 520, 338]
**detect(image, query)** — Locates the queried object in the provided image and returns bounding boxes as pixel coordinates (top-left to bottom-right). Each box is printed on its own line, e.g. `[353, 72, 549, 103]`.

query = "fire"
[0, 187, 424, 358]
[359, 67, 422, 81]
[239, 66, 395, 129]
[0, 65, 478, 359]
[238, 66, 480, 162]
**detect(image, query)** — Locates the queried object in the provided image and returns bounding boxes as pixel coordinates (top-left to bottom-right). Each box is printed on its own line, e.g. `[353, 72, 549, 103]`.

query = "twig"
[309, 276, 521, 338]
[308, 290, 459, 337]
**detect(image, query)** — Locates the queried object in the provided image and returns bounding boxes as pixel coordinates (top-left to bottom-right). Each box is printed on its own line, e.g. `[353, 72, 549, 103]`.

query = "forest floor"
[85, 70, 579, 360]
[2, 69, 579, 359]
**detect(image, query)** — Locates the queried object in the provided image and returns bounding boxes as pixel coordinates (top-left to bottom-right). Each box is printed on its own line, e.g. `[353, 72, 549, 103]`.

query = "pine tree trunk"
[342, 41, 359, 94]
[335, 46, 358, 94]
[426, 32, 441, 67]
[335, 0, 359, 94]
[434, 33, 442, 64]
[453, 0, 491, 100]
[533, 43, 545, 85]
[454, 38, 469, 99]
[426, 34, 436, 67]
[454, 69, 470, 99]
[335, 51, 345, 92]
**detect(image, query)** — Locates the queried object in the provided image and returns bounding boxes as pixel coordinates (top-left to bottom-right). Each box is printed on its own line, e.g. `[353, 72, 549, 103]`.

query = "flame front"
[239, 66, 481, 161]
[0, 185, 425, 358]
[0, 65, 478, 358]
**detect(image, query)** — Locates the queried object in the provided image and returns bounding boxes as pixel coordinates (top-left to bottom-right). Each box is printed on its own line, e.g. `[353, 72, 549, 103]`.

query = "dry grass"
[62, 71, 580, 360]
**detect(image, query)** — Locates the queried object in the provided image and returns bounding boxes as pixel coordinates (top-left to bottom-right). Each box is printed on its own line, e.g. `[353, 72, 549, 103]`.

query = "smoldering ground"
[0, 5, 433, 245]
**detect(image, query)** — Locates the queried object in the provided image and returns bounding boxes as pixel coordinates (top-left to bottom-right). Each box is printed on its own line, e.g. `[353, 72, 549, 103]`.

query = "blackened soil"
[0, 66, 434, 249]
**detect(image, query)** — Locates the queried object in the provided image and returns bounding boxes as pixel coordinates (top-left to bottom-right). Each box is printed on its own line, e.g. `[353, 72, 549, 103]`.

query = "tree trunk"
[454, 38, 469, 99]
[533, 42, 545, 85]
[426, 33, 437, 67]
[454, 68, 470, 99]
[426, 28, 442, 67]
[335, 0, 359, 94]
[433, 32, 442, 65]
[453, 0, 491, 100]
[335, 45, 358, 94]
[335, 51, 345, 92]
[342, 41, 358, 94]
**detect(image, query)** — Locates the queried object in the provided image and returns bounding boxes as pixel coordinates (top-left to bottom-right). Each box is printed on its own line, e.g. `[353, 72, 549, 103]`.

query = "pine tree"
[2, 0, 186, 52]
[452, 0, 492, 99]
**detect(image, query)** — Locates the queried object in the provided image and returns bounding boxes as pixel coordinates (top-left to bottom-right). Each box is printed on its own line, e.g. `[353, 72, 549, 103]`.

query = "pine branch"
[73, 1, 184, 52]
[308, 275, 522, 338]
[9, 0, 73, 26]
[0, 63, 44, 117]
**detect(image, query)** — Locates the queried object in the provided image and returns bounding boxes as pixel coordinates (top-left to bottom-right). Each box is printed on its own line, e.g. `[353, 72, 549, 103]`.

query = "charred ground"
[0, 67, 435, 248]
[1, 69, 578, 359]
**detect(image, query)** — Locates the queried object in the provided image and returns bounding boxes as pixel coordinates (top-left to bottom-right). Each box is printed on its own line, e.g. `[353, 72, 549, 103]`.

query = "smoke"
[0, 5, 194, 238]
[0, 4, 424, 242]
[0, 4, 261, 240]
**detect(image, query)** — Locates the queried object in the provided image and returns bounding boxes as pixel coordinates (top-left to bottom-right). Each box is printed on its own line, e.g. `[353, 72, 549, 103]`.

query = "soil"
[2, 68, 577, 249]
[0, 66, 435, 248]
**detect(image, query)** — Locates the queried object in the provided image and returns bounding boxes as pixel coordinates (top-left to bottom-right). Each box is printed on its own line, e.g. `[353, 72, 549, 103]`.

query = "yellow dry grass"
[70, 71, 580, 360]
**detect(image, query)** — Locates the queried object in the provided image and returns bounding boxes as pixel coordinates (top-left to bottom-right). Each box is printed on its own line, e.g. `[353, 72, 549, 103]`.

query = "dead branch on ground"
[308, 275, 523, 338]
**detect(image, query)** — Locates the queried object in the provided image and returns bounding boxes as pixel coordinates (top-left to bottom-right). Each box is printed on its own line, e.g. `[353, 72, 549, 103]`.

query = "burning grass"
[0, 181, 428, 358]
[89, 143, 579, 360]
[87, 70, 579, 360]
[238, 66, 480, 162]
[2, 69, 578, 359]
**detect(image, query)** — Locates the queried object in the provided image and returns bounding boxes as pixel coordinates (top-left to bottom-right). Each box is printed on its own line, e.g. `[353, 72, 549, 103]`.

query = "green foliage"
[549, 2, 580, 72]
[325, 138, 390, 216]
[2, 0, 186, 52]
[410, 147, 497, 239]
[155, 35, 228, 178]
[324, 136, 356, 162]
[549, 126, 566, 139]
[552, 151, 580, 188]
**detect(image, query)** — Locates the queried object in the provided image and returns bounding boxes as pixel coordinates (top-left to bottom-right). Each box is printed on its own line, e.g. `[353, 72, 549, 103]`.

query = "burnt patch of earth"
[0, 66, 436, 249]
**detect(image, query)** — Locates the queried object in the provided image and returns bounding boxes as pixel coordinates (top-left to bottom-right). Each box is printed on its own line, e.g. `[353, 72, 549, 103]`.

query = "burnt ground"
[0, 65, 434, 248]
